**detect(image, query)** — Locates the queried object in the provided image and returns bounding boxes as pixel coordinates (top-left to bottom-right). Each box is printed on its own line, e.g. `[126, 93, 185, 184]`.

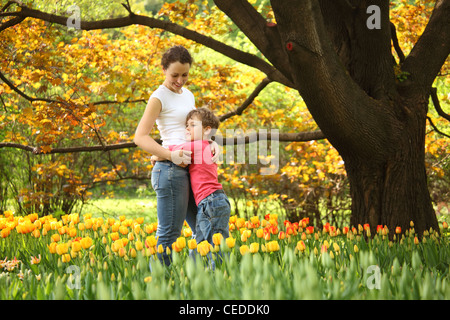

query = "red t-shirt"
[169, 140, 222, 205]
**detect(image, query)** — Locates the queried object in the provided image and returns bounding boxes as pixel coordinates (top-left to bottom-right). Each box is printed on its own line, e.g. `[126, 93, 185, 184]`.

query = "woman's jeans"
[151, 161, 197, 267]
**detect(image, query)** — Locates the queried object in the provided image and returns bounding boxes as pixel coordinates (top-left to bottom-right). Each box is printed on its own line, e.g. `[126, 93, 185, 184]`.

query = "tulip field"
[1, 209, 449, 301]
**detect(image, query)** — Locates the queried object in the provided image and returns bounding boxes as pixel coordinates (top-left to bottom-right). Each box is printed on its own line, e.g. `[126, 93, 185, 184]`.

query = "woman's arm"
[134, 97, 191, 165]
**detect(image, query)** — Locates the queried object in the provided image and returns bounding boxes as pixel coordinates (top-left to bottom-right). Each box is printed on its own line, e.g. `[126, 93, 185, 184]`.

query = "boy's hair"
[161, 45, 193, 70]
[186, 108, 220, 137]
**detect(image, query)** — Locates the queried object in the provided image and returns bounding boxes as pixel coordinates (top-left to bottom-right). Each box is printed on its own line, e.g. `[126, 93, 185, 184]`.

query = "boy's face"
[186, 115, 211, 141]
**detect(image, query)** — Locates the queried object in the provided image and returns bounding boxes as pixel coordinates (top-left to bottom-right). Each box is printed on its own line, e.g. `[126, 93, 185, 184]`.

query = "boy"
[169, 107, 230, 258]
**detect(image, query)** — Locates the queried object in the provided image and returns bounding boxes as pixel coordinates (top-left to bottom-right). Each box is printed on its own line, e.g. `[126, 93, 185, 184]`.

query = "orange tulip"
[1, 228, 10, 239]
[278, 231, 285, 240]
[118, 247, 126, 257]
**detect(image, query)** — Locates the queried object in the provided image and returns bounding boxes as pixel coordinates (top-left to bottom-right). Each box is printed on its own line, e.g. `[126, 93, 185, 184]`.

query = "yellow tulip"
[333, 242, 340, 253]
[56, 243, 69, 255]
[249, 242, 259, 254]
[119, 226, 128, 235]
[183, 227, 193, 238]
[146, 236, 157, 248]
[130, 248, 137, 258]
[61, 254, 71, 263]
[296, 240, 306, 252]
[354, 244, 359, 253]
[240, 245, 250, 255]
[81, 237, 93, 249]
[32, 229, 40, 238]
[51, 233, 61, 243]
[135, 240, 144, 251]
[71, 241, 82, 253]
[266, 240, 280, 252]
[256, 228, 264, 238]
[197, 241, 210, 257]
[172, 242, 182, 253]
[176, 236, 186, 249]
[212, 233, 223, 246]
[188, 239, 197, 250]
[226, 237, 236, 249]
[48, 242, 57, 254]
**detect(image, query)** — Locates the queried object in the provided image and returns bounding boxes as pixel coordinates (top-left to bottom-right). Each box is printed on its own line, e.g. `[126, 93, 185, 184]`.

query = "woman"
[134, 45, 216, 267]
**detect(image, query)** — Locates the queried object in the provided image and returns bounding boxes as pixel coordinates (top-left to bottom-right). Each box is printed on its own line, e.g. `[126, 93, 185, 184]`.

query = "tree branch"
[219, 77, 272, 122]
[213, 0, 293, 83]
[390, 22, 405, 64]
[427, 117, 450, 138]
[9, 4, 292, 87]
[0, 130, 326, 155]
[402, 0, 450, 88]
[430, 87, 450, 122]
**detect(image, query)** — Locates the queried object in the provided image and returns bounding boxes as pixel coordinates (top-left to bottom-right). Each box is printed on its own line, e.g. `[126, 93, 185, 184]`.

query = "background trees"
[0, 0, 448, 233]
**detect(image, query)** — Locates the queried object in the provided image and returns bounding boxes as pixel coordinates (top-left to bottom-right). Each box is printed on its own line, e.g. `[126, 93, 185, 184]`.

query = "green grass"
[78, 198, 158, 223]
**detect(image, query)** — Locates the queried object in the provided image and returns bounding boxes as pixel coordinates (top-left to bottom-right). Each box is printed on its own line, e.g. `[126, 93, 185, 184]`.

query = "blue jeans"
[151, 161, 197, 267]
[196, 190, 230, 244]
[195, 190, 231, 269]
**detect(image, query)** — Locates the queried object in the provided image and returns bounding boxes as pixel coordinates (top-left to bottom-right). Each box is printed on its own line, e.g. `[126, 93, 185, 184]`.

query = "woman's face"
[163, 61, 190, 93]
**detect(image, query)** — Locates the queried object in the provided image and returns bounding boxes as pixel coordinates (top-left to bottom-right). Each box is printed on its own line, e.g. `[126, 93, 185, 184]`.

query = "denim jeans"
[196, 190, 230, 244]
[151, 161, 197, 267]
[195, 190, 231, 270]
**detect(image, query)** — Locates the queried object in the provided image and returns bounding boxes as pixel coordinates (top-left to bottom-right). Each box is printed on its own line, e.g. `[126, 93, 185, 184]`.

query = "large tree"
[0, 0, 448, 236]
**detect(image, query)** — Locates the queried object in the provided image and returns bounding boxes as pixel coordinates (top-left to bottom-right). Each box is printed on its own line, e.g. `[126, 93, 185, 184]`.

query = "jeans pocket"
[151, 168, 161, 190]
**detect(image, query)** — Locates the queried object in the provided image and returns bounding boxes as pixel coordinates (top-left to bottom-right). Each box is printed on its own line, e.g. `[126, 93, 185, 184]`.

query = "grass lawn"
[78, 198, 158, 223]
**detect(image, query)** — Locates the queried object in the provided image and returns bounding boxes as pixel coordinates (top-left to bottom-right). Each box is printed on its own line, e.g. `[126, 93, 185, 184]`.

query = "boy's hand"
[170, 149, 192, 167]
[210, 140, 221, 163]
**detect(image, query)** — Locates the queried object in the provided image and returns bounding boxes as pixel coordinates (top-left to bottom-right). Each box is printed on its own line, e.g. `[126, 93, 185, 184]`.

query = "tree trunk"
[345, 94, 439, 236]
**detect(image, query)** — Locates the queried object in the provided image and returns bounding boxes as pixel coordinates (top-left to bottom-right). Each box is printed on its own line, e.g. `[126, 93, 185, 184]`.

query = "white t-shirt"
[150, 85, 195, 147]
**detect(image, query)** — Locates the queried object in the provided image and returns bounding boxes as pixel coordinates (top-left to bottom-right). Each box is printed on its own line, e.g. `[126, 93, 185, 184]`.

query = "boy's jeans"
[195, 189, 231, 270]
[151, 161, 197, 268]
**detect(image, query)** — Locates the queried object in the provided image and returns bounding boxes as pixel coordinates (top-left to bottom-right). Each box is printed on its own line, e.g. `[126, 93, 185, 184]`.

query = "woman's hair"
[186, 107, 220, 133]
[161, 45, 193, 70]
